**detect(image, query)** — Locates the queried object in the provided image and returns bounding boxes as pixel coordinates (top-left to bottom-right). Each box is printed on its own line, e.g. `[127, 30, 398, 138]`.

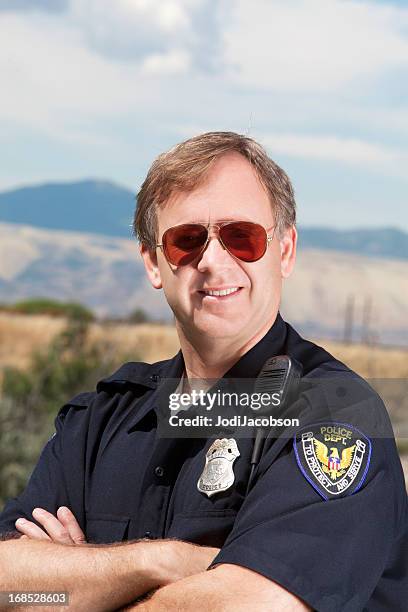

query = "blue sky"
[0, 0, 407, 229]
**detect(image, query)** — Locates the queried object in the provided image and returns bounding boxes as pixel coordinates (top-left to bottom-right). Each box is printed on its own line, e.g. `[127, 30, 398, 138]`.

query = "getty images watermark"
[153, 376, 406, 440]
[167, 387, 300, 429]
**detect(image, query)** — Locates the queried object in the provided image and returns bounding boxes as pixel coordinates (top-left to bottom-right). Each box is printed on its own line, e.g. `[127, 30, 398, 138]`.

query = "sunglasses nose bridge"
[206, 224, 228, 252]
[196, 225, 230, 267]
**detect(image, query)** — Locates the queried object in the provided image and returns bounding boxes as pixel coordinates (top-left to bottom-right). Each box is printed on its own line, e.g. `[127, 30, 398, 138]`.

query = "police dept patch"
[293, 422, 371, 500]
[197, 438, 240, 498]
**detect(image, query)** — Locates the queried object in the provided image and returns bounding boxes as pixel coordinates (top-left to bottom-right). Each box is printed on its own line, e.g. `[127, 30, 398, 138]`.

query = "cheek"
[248, 255, 280, 287]
[159, 266, 191, 297]
[246, 263, 282, 306]
[266, 246, 283, 278]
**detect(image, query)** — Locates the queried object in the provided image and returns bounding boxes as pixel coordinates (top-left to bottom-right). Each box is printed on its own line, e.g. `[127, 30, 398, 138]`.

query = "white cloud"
[263, 133, 397, 164]
[221, 0, 408, 92]
[261, 132, 408, 180]
[154, 0, 191, 31]
[172, 123, 408, 180]
[71, 0, 191, 47]
[0, 0, 221, 122]
[1, 0, 408, 187]
[2, 0, 408, 133]
[69, 0, 214, 64]
[141, 49, 191, 75]
[0, 12, 159, 127]
[0, 3, 218, 133]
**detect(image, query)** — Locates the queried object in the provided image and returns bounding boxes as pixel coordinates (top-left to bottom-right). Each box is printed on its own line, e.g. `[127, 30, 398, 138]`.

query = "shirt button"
[154, 466, 164, 477]
[144, 531, 152, 538]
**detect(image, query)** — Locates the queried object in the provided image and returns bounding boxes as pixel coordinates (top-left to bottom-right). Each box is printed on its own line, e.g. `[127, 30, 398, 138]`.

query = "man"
[0, 132, 406, 611]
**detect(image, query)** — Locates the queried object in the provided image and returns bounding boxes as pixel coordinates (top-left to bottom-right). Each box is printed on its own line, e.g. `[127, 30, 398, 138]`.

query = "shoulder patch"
[293, 422, 371, 500]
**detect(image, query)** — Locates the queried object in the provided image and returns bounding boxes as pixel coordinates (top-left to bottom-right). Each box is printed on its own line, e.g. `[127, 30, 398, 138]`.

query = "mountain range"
[1, 221, 407, 346]
[0, 179, 407, 260]
[0, 180, 135, 239]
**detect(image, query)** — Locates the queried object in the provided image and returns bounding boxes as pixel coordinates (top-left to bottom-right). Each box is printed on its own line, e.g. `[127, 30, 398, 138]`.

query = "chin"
[192, 313, 247, 339]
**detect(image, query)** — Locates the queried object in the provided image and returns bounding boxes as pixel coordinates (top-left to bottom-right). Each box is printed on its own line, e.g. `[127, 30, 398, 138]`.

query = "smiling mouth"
[198, 287, 242, 298]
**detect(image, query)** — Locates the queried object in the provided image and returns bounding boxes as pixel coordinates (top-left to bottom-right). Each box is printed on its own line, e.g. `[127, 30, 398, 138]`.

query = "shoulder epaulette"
[96, 358, 174, 393]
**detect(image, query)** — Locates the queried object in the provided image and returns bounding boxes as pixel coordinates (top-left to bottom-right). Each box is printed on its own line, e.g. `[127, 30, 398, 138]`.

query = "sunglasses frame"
[156, 221, 276, 266]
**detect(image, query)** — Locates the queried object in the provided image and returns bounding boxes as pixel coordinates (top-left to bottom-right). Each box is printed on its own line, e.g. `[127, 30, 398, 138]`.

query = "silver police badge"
[197, 438, 240, 497]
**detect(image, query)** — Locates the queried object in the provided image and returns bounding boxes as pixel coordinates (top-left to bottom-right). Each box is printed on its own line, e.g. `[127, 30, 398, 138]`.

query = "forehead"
[157, 152, 274, 229]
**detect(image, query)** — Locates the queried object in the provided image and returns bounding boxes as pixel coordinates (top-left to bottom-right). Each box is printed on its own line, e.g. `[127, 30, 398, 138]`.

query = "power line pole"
[343, 294, 354, 344]
[361, 296, 373, 345]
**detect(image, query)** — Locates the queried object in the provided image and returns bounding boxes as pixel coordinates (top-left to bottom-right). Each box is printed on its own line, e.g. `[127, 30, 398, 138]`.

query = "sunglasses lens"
[220, 222, 267, 262]
[163, 224, 208, 265]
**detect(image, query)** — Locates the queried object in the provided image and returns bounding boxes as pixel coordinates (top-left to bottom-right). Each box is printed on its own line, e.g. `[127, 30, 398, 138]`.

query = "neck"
[176, 314, 278, 381]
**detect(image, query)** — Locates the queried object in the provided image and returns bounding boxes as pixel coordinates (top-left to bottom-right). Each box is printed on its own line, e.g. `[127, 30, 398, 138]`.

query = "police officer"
[0, 132, 406, 611]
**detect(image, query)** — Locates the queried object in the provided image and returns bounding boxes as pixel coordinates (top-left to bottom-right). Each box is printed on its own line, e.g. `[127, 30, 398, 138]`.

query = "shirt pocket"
[86, 513, 130, 544]
[166, 509, 237, 547]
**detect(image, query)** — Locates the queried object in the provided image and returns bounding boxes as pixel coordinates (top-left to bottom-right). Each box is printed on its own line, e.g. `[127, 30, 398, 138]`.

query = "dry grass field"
[0, 312, 180, 371]
[2, 312, 408, 377]
[1, 312, 407, 484]
[321, 340, 408, 379]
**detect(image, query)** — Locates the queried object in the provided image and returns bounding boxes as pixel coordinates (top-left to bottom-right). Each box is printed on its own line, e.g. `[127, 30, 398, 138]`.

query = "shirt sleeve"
[209, 389, 407, 612]
[0, 410, 72, 538]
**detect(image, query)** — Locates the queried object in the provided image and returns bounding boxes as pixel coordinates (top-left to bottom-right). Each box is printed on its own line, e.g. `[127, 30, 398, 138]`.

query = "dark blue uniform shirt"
[1, 314, 407, 611]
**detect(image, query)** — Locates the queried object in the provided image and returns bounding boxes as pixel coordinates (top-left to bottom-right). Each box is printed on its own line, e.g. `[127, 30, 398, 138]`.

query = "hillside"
[0, 180, 135, 238]
[0, 222, 165, 318]
[1, 222, 407, 344]
[282, 248, 408, 345]
[298, 227, 408, 261]
[0, 180, 407, 260]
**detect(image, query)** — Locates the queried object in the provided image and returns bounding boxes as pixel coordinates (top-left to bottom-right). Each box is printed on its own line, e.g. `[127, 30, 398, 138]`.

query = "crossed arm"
[2, 507, 310, 611]
[133, 564, 311, 612]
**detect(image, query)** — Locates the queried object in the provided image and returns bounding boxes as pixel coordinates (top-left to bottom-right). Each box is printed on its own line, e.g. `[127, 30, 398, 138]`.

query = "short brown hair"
[134, 131, 296, 248]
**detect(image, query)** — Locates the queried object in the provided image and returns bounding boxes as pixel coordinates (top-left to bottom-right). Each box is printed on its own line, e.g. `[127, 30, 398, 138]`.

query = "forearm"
[133, 572, 228, 612]
[132, 565, 312, 612]
[0, 537, 168, 611]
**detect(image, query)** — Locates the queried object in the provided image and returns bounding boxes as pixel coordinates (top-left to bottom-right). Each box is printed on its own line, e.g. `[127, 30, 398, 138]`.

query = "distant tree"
[127, 308, 151, 324]
[0, 298, 94, 321]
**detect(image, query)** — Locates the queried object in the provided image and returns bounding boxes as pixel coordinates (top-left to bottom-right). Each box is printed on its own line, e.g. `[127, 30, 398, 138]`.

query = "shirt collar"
[125, 313, 287, 431]
[162, 311, 287, 383]
[222, 312, 287, 380]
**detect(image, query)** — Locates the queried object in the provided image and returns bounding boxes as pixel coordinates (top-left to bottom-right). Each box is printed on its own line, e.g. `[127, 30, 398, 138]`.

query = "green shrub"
[0, 318, 136, 508]
[127, 308, 151, 324]
[0, 298, 94, 321]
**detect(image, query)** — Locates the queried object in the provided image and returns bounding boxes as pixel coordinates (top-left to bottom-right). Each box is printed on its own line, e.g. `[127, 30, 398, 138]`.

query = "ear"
[140, 244, 162, 289]
[279, 226, 297, 279]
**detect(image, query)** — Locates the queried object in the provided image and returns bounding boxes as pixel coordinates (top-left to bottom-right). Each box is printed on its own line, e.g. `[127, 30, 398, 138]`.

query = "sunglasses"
[156, 221, 275, 266]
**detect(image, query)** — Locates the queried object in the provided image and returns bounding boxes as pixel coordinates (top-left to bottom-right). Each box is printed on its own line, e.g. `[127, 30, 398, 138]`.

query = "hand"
[15, 506, 87, 545]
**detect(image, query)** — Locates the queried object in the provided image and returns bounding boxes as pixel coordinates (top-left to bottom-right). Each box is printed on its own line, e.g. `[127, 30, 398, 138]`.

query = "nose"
[196, 231, 231, 272]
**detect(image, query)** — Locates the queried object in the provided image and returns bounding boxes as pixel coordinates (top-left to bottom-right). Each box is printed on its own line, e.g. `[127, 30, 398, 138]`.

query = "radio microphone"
[246, 355, 303, 494]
